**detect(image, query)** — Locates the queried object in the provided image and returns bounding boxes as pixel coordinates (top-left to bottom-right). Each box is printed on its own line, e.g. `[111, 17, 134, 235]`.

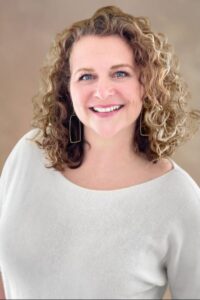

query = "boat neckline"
[55, 158, 179, 194]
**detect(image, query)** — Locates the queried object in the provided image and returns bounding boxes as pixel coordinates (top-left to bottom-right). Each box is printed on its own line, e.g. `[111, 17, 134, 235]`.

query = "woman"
[0, 5, 200, 299]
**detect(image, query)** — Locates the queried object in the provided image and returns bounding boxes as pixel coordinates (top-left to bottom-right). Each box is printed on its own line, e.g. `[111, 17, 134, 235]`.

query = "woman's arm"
[166, 184, 200, 299]
[0, 275, 6, 299]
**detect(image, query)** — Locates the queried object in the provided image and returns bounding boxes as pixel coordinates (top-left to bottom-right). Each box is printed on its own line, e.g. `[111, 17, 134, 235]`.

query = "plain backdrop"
[0, 1, 200, 299]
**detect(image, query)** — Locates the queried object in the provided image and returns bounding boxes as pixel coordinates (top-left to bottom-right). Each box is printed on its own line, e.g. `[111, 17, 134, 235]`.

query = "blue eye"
[115, 71, 129, 78]
[79, 74, 93, 81]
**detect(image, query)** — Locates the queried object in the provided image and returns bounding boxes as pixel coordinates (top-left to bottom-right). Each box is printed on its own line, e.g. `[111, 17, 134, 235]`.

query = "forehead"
[69, 35, 134, 68]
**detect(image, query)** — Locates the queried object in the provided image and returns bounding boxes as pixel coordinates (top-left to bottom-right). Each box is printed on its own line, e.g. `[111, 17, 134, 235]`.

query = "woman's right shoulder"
[0, 128, 45, 216]
[9, 128, 42, 156]
[16, 127, 43, 147]
[1, 128, 44, 177]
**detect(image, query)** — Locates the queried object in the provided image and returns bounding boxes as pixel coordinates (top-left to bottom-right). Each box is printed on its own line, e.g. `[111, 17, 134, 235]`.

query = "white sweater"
[0, 129, 200, 299]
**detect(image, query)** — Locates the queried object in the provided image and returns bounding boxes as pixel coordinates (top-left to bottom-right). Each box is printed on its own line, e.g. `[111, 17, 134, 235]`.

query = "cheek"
[70, 84, 91, 106]
[120, 81, 143, 101]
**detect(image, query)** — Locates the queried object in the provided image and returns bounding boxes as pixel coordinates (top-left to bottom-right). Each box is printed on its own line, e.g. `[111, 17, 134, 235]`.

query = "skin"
[67, 34, 172, 187]
[69, 35, 144, 143]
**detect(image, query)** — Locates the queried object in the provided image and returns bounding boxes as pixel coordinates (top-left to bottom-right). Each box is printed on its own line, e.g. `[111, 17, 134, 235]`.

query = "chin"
[92, 127, 125, 139]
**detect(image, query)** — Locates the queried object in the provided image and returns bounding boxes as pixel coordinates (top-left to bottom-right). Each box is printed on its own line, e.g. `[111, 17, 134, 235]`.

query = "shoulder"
[170, 160, 200, 196]
[164, 159, 200, 217]
[146, 158, 200, 220]
[11, 128, 42, 154]
[1, 128, 44, 179]
[0, 128, 47, 203]
[153, 158, 199, 195]
[0, 128, 45, 216]
[8, 127, 41, 156]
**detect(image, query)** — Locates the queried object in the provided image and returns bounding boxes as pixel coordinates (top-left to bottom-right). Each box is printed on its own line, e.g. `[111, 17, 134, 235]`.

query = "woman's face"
[69, 35, 144, 139]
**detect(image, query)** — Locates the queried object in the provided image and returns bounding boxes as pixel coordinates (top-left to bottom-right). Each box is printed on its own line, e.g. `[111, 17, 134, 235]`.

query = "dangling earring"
[69, 112, 82, 143]
[139, 112, 148, 137]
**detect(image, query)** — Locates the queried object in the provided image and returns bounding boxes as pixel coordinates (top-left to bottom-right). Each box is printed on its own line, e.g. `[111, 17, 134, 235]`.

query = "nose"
[93, 79, 115, 100]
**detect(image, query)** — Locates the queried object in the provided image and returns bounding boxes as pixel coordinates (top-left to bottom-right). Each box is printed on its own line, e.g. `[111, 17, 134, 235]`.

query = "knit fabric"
[0, 129, 200, 299]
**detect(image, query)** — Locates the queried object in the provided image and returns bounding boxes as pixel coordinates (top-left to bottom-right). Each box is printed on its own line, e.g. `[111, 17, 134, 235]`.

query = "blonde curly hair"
[30, 5, 200, 171]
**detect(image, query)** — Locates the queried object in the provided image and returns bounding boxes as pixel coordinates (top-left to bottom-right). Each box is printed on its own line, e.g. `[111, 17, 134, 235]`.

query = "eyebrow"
[111, 64, 134, 70]
[74, 64, 135, 76]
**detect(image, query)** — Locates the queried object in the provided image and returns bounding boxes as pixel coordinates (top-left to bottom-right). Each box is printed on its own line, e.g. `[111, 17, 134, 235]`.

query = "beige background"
[0, 0, 200, 299]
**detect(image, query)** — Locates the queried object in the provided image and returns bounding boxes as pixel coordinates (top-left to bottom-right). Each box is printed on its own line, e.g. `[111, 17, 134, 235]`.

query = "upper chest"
[61, 158, 172, 191]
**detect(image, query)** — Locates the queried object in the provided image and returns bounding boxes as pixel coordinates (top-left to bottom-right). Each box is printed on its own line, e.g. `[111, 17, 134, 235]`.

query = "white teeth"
[93, 105, 122, 113]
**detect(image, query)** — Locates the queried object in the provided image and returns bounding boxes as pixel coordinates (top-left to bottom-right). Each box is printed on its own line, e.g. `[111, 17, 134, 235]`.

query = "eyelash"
[79, 74, 93, 81]
[78, 71, 129, 81]
[114, 71, 130, 78]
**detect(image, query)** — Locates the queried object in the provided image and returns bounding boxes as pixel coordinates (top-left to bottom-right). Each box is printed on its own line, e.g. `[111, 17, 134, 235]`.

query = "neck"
[83, 126, 142, 171]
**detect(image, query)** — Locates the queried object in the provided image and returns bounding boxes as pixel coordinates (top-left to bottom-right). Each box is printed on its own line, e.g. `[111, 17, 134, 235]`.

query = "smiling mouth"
[89, 105, 124, 113]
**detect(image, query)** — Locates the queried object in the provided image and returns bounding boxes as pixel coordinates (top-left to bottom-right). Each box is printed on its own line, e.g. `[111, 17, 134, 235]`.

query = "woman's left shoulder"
[163, 158, 200, 207]
[157, 158, 199, 189]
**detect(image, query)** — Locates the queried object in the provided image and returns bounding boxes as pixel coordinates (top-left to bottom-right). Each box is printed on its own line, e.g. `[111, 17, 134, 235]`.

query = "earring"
[139, 112, 148, 137]
[69, 112, 82, 143]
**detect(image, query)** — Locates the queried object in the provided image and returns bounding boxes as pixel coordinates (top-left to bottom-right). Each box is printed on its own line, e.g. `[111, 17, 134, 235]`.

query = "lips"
[90, 106, 124, 114]
[88, 104, 125, 119]
[89, 105, 123, 112]
[89, 104, 124, 108]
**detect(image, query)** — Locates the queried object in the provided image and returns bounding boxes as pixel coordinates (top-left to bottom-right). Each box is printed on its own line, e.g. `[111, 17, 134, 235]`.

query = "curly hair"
[30, 5, 200, 171]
